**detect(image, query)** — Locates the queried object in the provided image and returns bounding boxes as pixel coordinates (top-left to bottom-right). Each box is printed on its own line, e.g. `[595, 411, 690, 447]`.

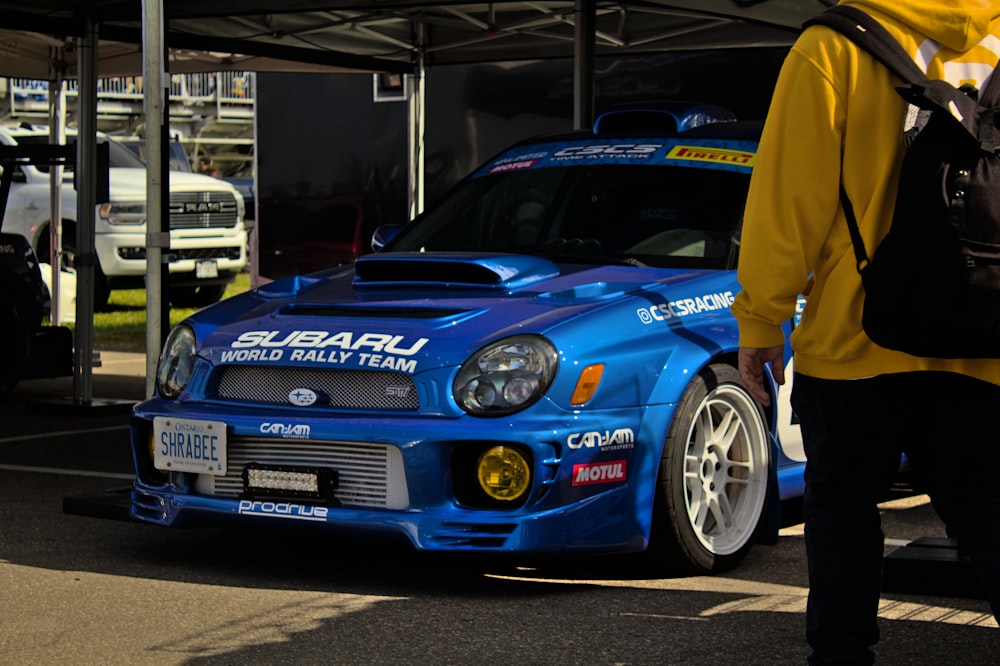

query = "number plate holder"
[153, 417, 227, 475]
[195, 259, 219, 279]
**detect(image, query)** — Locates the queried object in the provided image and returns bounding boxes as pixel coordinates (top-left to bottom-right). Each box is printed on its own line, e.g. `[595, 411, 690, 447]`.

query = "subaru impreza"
[130, 103, 804, 574]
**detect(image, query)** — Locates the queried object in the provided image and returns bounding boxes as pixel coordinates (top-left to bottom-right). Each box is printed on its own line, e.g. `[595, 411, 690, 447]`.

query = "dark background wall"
[256, 48, 788, 280]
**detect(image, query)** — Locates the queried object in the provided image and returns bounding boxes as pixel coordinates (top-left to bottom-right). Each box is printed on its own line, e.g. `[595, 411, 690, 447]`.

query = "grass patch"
[69, 272, 252, 353]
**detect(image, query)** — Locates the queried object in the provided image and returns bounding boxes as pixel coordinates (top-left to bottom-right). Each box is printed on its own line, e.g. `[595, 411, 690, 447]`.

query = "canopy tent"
[0, 1, 829, 404]
[0, 1, 830, 77]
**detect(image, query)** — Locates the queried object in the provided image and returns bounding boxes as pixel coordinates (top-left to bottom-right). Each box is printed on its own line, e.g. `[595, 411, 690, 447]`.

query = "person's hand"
[738, 345, 785, 407]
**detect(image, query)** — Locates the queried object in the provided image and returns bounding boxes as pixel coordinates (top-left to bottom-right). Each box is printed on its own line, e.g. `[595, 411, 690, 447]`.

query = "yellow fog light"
[477, 446, 531, 501]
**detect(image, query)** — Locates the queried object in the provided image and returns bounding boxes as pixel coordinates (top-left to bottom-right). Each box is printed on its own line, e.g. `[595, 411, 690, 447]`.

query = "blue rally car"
[130, 103, 806, 574]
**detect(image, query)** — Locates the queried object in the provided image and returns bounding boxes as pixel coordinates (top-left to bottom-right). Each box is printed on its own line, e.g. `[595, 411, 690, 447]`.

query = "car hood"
[107, 168, 241, 197]
[194, 252, 734, 373]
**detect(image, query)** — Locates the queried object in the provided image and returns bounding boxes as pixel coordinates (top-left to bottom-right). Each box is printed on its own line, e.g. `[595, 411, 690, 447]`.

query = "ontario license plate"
[195, 259, 218, 279]
[153, 417, 227, 475]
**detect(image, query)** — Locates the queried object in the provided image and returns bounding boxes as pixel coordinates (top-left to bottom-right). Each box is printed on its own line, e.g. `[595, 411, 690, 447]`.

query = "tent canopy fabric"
[0, 1, 831, 78]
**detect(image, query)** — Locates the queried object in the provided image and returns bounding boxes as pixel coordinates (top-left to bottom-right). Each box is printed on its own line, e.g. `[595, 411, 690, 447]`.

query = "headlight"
[99, 202, 146, 225]
[454, 335, 557, 416]
[156, 325, 196, 399]
[235, 192, 246, 221]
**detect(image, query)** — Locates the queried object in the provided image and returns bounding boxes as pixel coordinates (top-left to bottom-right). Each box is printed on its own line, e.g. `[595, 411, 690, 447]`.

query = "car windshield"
[14, 135, 147, 172]
[387, 162, 749, 270]
[118, 140, 192, 172]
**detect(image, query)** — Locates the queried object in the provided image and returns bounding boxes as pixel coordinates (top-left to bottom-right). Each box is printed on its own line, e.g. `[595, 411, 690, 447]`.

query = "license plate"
[195, 259, 218, 279]
[153, 417, 227, 475]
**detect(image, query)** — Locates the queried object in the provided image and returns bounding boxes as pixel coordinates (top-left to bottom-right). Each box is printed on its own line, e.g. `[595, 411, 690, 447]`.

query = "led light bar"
[241, 463, 338, 502]
[247, 467, 319, 493]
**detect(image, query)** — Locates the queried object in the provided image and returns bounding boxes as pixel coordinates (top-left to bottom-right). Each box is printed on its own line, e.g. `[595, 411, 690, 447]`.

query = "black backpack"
[805, 5, 1000, 358]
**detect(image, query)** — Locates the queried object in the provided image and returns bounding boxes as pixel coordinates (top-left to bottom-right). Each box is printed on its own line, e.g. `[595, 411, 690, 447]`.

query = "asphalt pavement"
[2, 351, 997, 664]
[13, 349, 148, 407]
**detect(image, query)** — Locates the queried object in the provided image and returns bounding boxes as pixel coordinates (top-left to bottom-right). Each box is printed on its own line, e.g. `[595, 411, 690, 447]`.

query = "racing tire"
[0, 291, 30, 392]
[169, 283, 228, 309]
[647, 363, 770, 574]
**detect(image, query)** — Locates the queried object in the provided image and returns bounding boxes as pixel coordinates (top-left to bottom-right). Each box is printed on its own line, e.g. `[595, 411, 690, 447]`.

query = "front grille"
[118, 246, 242, 261]
[169, 191, 239, 229]
[170, 247, 243, 261]
[209, 365, 420, 411]
[205, 438, 406, 509]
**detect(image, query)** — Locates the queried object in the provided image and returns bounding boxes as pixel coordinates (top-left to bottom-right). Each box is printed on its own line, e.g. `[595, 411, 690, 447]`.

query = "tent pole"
[47, 49, 65, 325]
[142, 0, 168, 397]
[73, 18, 98, 406]
[573, 0, 596, 130]
[408, 19, 426, 220]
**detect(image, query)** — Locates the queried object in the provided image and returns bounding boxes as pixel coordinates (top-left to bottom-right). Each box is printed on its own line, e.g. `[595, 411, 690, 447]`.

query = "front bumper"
[129, 403, 669, 554]
[131, 482, 645, 553]
[95, 228, 248, 279]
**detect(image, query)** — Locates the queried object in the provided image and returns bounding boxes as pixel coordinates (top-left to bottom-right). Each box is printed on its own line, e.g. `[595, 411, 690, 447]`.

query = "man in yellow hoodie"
[732, 0, 1000, 662]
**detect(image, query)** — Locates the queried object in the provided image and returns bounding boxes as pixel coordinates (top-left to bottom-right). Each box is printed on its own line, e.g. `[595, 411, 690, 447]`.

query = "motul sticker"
[572, 460, 627, 486]
[488, 159, 539, 174]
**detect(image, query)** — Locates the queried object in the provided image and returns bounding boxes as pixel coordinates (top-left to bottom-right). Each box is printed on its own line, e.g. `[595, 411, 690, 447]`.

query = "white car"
[0, 123, 248, 308]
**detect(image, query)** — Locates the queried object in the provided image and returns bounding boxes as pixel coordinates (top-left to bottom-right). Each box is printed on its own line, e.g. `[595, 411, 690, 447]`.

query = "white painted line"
[0, 425, 128, 444]
[0, 464, 134, 480]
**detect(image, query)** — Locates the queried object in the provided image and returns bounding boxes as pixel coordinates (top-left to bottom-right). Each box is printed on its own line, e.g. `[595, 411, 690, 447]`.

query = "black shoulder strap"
[803, 5, 927, 85]
[979, 57, 1000, 107]
[839, 185, 870, 274]
[978, 67, 1000, 151]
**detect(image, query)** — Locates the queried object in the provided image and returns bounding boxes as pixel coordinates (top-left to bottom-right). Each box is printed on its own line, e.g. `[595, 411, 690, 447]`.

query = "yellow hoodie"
[732, 0, 1000, 386]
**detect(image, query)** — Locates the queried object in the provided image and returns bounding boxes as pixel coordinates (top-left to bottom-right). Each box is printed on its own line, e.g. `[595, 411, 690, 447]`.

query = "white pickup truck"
[0, 123, 248, 308]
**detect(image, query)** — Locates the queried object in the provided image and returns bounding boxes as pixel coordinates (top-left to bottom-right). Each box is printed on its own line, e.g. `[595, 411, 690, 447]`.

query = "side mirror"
[371, 224, 403, 252]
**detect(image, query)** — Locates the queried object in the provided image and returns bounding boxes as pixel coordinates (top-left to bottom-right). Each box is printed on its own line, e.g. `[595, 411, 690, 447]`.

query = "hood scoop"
[281, 304, 468, 319]
[354, 252, 559, 290]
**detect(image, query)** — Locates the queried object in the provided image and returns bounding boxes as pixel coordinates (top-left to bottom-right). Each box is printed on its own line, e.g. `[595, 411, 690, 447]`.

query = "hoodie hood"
[846, 0, 1000, 51]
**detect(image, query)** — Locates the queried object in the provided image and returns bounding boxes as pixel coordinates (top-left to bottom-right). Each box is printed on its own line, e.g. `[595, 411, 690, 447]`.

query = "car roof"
[507, 103, 762, 148]
[0, 122, 103, 140]
[0, 122, 54, 138]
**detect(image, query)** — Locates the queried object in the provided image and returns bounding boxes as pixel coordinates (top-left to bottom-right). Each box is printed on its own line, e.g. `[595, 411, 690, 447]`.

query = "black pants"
[791, 372, 1000, 665]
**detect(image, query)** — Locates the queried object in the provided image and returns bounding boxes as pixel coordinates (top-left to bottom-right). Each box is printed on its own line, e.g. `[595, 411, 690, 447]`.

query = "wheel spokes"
[685, 397, 757, 539]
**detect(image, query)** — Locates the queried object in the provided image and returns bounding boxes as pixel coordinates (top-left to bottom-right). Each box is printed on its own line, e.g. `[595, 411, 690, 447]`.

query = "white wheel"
[650, 363, 770, 573]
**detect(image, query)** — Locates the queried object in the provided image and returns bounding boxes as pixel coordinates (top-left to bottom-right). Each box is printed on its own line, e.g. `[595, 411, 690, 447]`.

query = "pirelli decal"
[667, 145, 754, 167]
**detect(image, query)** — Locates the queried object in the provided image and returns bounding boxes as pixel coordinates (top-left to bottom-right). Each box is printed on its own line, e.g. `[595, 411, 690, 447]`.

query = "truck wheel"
[169, 284, 227, 308]
[39, 229, 110, 310]
[647, 363, 770, 574]
[0, 291, 30, 392]
[93, 269, 111, 310]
